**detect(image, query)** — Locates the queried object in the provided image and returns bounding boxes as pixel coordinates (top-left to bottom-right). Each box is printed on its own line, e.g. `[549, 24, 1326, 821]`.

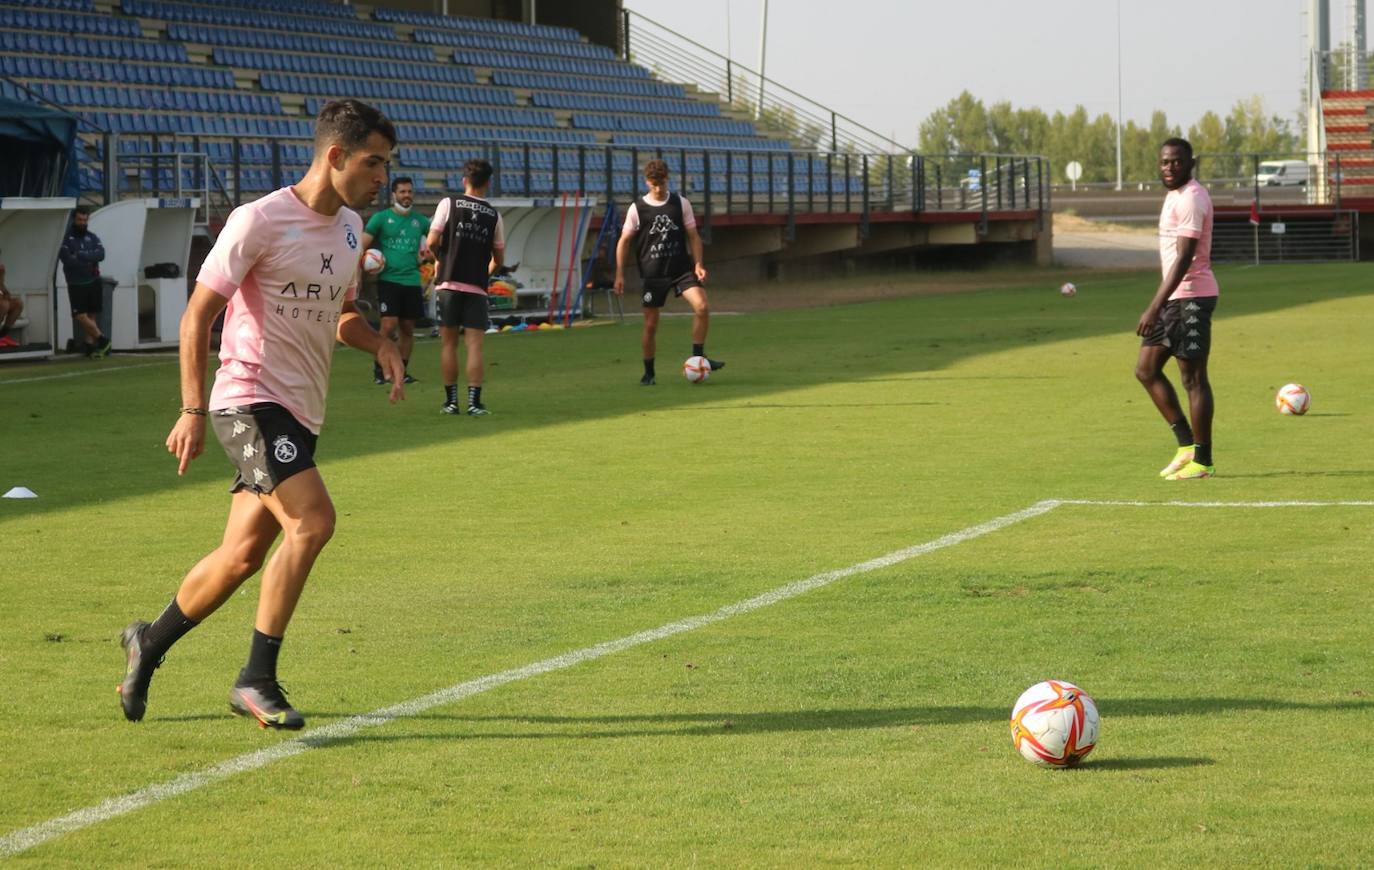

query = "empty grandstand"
[0, 0, 1051, 275]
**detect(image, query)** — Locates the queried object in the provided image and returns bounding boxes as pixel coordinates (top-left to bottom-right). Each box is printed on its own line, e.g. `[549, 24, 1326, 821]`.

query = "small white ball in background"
[1060, 282, 1077, 297]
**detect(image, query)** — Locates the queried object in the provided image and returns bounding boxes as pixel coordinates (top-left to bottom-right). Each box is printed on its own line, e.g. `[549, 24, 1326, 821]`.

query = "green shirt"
[364, 207, 429, 287]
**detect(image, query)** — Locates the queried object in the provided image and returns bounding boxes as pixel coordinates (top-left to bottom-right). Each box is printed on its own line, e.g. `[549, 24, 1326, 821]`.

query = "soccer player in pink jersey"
[116, 100, 405, 730]
[1135, 138, 1219, 480]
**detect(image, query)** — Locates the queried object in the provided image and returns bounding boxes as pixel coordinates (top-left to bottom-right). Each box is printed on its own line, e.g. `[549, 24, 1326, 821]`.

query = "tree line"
[917, 91, 1302, 183]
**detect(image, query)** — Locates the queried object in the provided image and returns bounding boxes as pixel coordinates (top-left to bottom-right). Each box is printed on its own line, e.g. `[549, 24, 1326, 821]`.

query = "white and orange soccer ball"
[1010, 679, 1099, 768]
[683, 355, 711, 384]
[1276, 383, 1310, 416]
[362, 248, 386, 275]
[1060, 282, 1077, 297]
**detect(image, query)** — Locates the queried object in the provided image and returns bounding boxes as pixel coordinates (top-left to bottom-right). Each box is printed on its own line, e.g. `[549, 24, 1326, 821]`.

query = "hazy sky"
[622, 0, 1353, 148]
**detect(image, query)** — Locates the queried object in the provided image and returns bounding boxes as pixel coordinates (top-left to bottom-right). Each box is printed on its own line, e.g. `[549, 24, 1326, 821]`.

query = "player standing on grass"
[1136, 137, 1219, 480]
[361, 175, 432, 386]
[426, 158, 503, 416]
[614, 159, 721, 385]
[117, 100, 405, 730]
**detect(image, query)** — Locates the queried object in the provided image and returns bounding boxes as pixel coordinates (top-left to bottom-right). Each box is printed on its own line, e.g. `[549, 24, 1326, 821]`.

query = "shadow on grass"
[1077, 756, 1214, 771]
[1221, 469, 1374, 479]
[281, 696, 1374, 745]
[4, 264, 1372, 519]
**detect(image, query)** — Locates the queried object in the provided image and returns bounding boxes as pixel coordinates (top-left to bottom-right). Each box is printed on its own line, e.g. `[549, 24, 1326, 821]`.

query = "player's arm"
[166, 283, 230, 475]
[686, 223, 707, 284]
[338, 301, 405, 403]
[359, 231, 375, 268]
[613, 230, 634, 295]
[1136, 236, 1198, 337]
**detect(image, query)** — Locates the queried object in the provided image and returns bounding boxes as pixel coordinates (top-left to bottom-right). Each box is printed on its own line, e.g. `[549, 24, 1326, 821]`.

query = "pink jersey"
[623, 193, 696, 234]
[1158, 179, 1218, 299]
[198, 186, 361, 434]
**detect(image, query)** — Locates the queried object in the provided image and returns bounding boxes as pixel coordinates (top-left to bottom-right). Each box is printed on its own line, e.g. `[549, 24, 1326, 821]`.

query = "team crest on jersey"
[648, 214, 679, 236]
[344, 225, 358, 250]
[273, 435, 298, 463]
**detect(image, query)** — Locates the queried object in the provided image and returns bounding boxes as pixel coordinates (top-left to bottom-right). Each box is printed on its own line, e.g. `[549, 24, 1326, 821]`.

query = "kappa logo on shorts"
[643, 291, 654, 304]
[1185, 302, 1200, 311]
[242, 443, 257, 460]
[231, 420, 248, 437]
[253, 467, 267, 484]
[273, 435, 298, 464]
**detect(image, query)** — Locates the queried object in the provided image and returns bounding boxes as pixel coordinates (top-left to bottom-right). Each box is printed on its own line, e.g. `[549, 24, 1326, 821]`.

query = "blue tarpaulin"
[0, 95, 80, 198]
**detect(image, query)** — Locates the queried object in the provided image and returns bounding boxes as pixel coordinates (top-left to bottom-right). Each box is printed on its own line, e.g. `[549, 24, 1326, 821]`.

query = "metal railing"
[78, 134, 1049, 248]
[621, 10, 910, 156]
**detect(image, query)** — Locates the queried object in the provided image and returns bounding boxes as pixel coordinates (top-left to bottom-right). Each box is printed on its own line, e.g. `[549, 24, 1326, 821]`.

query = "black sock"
[1169, 418, 1194, 447]
[445, 384, 458, 405]
[402, 358, 409, 373]
[239, 629, 283, 684]
[373, 361, 383, 378]
[140, 598, 199, 661]
[693, 343, 704, 357]
[644, 358, 655, 377]
[468, 385, 482, 407]
[1194, 442, 1213, 466]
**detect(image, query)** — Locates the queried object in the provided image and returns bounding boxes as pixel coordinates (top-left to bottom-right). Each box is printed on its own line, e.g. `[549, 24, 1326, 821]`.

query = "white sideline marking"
[1059, 499, 1374, 508]
[0, 499, 1061, 857]
[0, 361, 173, 386]
[4, 496, 1371, 856]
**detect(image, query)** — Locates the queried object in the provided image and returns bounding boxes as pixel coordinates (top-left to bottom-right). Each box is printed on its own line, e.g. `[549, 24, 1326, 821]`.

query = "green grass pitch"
[1, 263, 1371, 864]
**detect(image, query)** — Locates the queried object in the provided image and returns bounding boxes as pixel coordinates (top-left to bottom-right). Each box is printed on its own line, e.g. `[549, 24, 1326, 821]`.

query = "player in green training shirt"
[362, 176, 431, 384]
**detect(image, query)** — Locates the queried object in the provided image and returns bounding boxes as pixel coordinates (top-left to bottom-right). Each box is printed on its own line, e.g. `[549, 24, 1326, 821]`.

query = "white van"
[1256, 160, 1309, 187]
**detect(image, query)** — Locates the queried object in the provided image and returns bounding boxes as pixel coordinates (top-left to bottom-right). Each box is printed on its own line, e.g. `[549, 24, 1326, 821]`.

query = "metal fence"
[621, 9, 908, 157]
[78, 132, 1050, 239]
[1212, 210, 1359, 263]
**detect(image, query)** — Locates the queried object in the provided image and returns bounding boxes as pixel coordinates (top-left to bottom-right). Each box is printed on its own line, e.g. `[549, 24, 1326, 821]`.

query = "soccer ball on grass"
[1010, 679, 1099, 768]
[683, 356, 711, 384]
[1276, 383, 1310, 415]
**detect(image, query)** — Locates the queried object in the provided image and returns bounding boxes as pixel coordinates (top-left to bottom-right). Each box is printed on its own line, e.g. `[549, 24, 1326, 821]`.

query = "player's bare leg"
[463, 326, 488, 414]
[1134, 344, 1186, 424]
[175, 491, 282, 619]
[227, 469, 335, 729]
[440, 325, 462, 413]
[640, 305, 660, 384]
[681, 286, 723, 371]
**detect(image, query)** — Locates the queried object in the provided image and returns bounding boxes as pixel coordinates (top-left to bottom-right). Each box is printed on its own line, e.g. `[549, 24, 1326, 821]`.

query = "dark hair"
[390, 176, 413, 192]
[643, 159, 669, 183]
[314, 99, 396, 155]
[73, 205, 92, 216]
[1161, 137, 1193, 159]
[464, 158, 493, 188]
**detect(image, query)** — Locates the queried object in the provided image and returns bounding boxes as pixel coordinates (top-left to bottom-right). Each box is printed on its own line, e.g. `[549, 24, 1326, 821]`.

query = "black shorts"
[210, 402, 319, 494]
[376, 280, 424, 321]
[640, 271, 701, 309]
[437, 289, 490, 331]
[68, 280, 103, 315]
[1141, 296, 1216, 359]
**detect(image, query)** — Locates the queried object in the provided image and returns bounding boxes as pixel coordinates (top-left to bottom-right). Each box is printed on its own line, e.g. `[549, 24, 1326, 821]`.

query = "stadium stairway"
[1321, 89, 1374, 197]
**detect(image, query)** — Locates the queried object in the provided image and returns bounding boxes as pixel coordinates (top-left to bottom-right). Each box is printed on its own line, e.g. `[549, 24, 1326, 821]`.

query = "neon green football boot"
[1165, 460, 1215, 480]
[1159, 446, 1194, 478]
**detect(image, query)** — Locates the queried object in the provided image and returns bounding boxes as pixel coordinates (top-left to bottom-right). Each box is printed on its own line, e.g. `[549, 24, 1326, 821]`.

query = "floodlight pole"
[755, 0, 768, 120]
[1115, 0, 1123, 192]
